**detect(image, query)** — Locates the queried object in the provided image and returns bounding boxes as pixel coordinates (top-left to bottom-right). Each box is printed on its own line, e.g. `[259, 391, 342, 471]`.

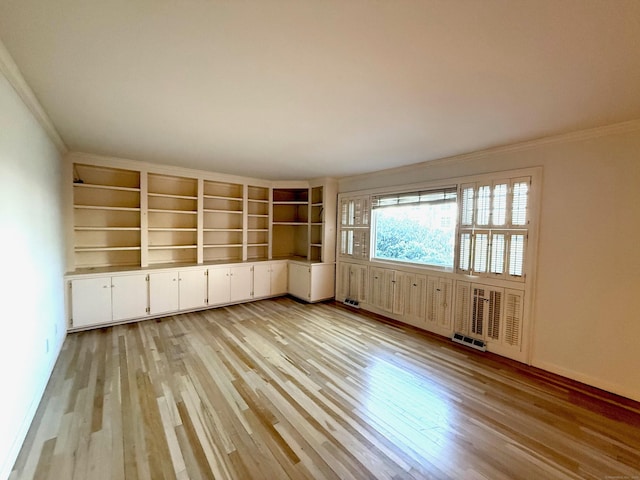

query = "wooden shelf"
[148, 192, 197, 200]
[203, 209, 242, 214]
[74, 183, 140, 193]
[148, 227, 197, 232]
[75, 246, 141, 252]
[74, 226, 140, 231]
[204, 194, 242, 201]
[148, 245, 198, 250]
[203, 228, 243, 232]
[203, 244, 243, 248]
[74, 205, 140, 212]
[148, 209, 198, 215]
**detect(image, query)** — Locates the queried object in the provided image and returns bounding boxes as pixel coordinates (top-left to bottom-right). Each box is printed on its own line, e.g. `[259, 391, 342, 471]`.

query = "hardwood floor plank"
[10, 298, 640, 479]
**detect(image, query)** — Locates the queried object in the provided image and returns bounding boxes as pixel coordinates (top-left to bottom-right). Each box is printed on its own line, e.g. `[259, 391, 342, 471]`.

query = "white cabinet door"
[149, 272, 179, 315]
[208, 267, 230, 305]
[404, 273, 427, 324]
[253, 262, 288, 298]
[179, 270, 207, 310]
[252, 264, 271, 298]
[288, 263, 310, 300]
[111, 275, 148, 321]
[370, 267, 394, 313]
[71, 277, 112, 328]
[271, 262, 288, 296]
[230, 265, 252, 302]
[309, 263, 335, 302]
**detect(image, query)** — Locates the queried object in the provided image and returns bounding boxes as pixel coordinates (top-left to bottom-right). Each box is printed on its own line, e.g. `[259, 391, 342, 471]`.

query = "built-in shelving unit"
[272, 187, 310, 259]
[202, 180, 244, 262]
[147, 173, 198, 265]
[68, 156, 336, 271]
[247, 185, 270, 260]
[310, 185, 324, 261]
[73, 164, 142, 268]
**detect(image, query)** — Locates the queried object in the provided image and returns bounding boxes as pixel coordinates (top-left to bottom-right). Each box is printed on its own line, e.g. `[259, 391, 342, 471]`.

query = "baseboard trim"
[532, 360, 640, 404]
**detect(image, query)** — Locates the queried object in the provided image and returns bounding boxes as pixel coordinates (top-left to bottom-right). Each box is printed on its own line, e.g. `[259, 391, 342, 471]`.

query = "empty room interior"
[1, 1, 640, 479]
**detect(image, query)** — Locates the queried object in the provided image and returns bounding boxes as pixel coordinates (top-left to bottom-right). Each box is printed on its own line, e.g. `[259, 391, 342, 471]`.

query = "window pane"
[476, 185, 491, 225]
[512, 181, 528, 226]
[459, 232, 471, 271]
[492, 183, 507, 226]
[490, 233, 505, 274]
[373, 201, 457, 268]
[461, 186, 474, 226]
[509, 234, 525, 276]
[473, 233, 489, 272]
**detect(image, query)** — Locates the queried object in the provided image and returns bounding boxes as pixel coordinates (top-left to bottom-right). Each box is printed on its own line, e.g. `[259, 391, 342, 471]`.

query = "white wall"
[0, 69, 66, 478]
[339, 125, 640, 402]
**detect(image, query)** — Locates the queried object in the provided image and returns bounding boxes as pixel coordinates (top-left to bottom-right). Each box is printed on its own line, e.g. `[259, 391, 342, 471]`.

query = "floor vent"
[452, 333, 486, 352]
[343, 298, 360, 308]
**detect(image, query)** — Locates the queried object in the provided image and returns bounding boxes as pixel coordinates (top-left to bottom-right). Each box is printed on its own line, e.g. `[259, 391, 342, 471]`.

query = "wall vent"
[343, 298, 360, 308]
[452, 332, 486, 352]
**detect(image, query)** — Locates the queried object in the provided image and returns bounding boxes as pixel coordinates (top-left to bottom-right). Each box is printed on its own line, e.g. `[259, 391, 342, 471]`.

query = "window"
[339, 196, 370, 259]
[457, 177, 530, 280]
[372, 187, 457, 268]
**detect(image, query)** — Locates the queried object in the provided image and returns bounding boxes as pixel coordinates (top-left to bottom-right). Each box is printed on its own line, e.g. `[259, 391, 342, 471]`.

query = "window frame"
[370, 186, 458, 270]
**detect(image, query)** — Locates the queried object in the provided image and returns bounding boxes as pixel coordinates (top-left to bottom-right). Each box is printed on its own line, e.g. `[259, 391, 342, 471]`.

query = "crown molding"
[0, 40, 68, 154]
[341, 119, 640, 182]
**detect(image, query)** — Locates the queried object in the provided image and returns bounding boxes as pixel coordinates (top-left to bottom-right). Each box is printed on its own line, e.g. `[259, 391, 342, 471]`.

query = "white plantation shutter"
[454, 281, 471, 334]
[339, 195, 371, 260]
[508, 233, 526, 277]
[476, 185, 491, 226]
[473, 233, 489, 273]
[492, 183, 508, 226]
[471, 287, 486, 336]
[459, 232, 472, 272]
[511, 179, 529, 226]
[460, 184, 475, 226]
[504, 289, 524, 348]
[489, 232, 506, 275]
[457, 176, 531, 281]
[487, 290, 502, 341]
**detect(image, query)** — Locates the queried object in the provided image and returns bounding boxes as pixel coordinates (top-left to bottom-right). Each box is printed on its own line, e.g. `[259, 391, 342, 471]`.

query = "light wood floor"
[11, 297, 640, 479]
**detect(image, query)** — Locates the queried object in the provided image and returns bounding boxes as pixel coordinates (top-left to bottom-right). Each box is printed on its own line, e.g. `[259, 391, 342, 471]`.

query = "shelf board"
[248, 198, 269, 203]
[148, 192, 197, 200]
[74, 183, 140, 193]
[74, 226, 141, 231]
[273, 201, 308, 205]
[312, 202, 323, 207]
[311, 222, 323, 226]
[203, 209, 243, 214]
[203, 194, 243, 201]
[310, 243, 322, 247]
[148, 245, 197, 250]
[148, 208, 197, 215]
[273, 221, 308, 225]
[203, 228, 243, 232]
[203, 244, 243, 248]
[247, 243, 268, 247]
[248, 214, 269, 218]
[148, 227, 197, 232]
[74, 205, 140, 212]
[75, 246, 141, 252]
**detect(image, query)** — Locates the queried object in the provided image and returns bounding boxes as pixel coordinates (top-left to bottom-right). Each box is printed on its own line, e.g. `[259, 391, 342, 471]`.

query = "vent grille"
[343, 298, 360, 308]
[452, 333, 487, 352]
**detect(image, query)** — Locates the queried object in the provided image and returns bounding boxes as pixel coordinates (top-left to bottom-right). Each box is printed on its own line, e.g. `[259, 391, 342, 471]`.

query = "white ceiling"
[1, 1, 639, 180]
